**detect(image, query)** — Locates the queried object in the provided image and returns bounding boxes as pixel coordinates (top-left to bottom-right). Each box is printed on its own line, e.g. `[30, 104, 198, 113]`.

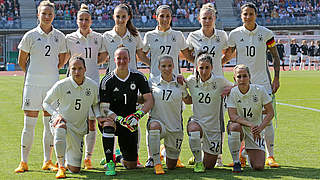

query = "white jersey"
[143, 27, 188, 78]
[66, 29, 106, 84]
[43, 76, 99, 135]
[149, 75, 188, 132]
[226, 84, 272, 134]
[228, 25, 276, 94]
[102, 28, 143, 71]
[18, 26, 67, 86]
[186, 29, 228, 76]
[186, 74, 233, 133]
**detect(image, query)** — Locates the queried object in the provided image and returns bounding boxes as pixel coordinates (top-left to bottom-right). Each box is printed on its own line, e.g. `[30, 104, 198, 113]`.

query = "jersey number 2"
[45, 45, 51, 56]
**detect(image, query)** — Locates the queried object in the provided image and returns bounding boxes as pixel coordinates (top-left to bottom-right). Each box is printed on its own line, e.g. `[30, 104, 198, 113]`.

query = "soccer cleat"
[15, 161, 28, 173]
[265, 156, 280, 167]
[154, 164, 165, 175]
[42, 160, 58, 171]
[145, 157, 154, 168]
[84, 159, 93, 170]
[100, 158, 106, 165]
[188, 156, 195, 165]
[240, 154, 247, 168]
[215, 157, 224, 167]
[193, 161, 205, 173]
[136, 156, 144, 168]
[232, 162, 242, 173]
[176, 159, 185, 168]
[104, 160, 116, 176]
[55, 167, 66, 179]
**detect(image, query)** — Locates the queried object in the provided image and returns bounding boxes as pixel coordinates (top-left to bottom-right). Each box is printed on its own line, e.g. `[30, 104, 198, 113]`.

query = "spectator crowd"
[0, 0, 20, 28]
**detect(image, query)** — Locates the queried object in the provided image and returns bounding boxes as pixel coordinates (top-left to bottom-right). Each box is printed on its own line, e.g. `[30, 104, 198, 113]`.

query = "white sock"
[264, 124, 275, 157]
[146, 129, 152, 158]
[137, 125, 141, 152]
[228, 131, 241, 163]
[189, 131, 202, 163]
[54, 128, 66, 167]
[43, 116, 53, 162]
[148, 130, 161, 165]
[308, 62, 311, 70]
[21, 116, 37, 163]
[289, 60, 292, 70]
[85, 130, 96, 160]
[293, 62, 296, 70]
[300, 62, 305, 70]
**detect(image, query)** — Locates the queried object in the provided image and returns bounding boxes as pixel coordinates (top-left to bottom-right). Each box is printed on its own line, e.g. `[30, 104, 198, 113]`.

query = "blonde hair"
[78, 4, 91, 17]
[233, 64, 251, 78]
[200, 3, 216, 16]
[38, 0, 55, 13]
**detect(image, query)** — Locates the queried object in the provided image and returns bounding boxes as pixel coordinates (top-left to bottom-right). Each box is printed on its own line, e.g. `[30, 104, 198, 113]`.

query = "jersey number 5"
[75, 99, 81, 110]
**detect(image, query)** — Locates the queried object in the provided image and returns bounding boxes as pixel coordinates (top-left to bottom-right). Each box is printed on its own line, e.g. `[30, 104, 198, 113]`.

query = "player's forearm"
[222, 47, 235, 65]
[98, 52, 108, 65]
[141, 93, 154, 113]
[270, 46, 280, 79]
[58, 53, 67, 69]
[260, 103, 274, 130]
[43, 100, 58, 117]
[137, 49, 150, 66]
[181, 48, 194, 63]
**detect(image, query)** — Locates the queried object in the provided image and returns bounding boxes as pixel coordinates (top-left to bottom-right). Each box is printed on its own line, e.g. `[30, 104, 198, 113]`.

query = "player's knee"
[204, 161, 214, 169]
[43, 111, 51, 116]
[167, 163, 176, 170]
[252, 164, 264, 171]
[24, 110, 39, 117]
[123, 160, 136, 169]
[187, 122, 201, 133]
[103, 120, 115, 128]
[228, 122, 241, 132]
[67, 165, 80, 173]
[148, 121, 161, 131]
[56, 123, 67, 129]
[103, 126, 115, 134]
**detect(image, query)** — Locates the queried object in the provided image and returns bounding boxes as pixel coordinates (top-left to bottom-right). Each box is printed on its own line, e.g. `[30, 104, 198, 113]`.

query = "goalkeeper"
[98, 47, 153, 176]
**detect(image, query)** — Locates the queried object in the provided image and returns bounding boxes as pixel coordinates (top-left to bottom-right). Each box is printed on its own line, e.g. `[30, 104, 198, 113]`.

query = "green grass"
[0, 71, 319, 179]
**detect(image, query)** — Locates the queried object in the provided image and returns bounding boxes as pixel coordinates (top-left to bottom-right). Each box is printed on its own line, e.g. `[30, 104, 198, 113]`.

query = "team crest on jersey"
[258, 34, 263, 41]
[172, 35, 176, 42]
[24, 98, 31, 107]
[128, 37, 133, 42]
[216, 36, 220, 42]
[212, 82, 217, 90]
[253, 95, 258, 102]
[54, 36, 59, 43]
[76, 41, 80, 44]
[85, 88, 91, 96]
[130, 83, 136, 90]
[94, 38, 98, 45]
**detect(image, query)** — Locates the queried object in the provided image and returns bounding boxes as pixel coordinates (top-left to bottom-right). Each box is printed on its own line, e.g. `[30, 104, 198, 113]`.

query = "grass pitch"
[0, 70, 319, 179]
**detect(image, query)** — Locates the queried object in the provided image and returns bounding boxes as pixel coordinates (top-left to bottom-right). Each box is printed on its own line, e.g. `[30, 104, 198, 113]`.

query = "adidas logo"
[155, 39, 158, 42]
[199, 39, 202, 42]
[37, 38, 41, 41]
[67, 90, 71, 94]
[111, 39, 115, 43]
[240, 38, 244, 42]
[76, 41, 80, 44]
[113, 87, 119, 92]
[237, 100, 241, 103]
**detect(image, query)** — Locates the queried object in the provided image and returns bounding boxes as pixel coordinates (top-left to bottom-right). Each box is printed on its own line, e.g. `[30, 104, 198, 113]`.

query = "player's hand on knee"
[52, 114, 66, 127]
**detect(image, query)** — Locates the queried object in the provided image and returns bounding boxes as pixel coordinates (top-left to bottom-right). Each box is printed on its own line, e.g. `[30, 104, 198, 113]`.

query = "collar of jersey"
[200, 28, 217, 39]
[113, 69, 131, 82]
[76, 29, 93, 39]
[236, 84, 252, 97]
[36, 25, 54, 36]
[241, 24, 259, 35]
[199, 73, 214, 86]
[110, 28, 131, 39]
[70, 76, 86, 88]
[155, 26, 172, 36]
[158, 74, 177, 85]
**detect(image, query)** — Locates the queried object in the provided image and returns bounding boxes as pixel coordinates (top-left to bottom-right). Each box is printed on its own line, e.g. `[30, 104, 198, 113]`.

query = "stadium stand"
[233, 0, 320, 26]
[0, 0, 21, 29]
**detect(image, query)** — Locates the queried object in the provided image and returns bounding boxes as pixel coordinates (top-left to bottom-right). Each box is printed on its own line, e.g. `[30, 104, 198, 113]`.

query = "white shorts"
[148, 119, 184, 160]
[289, 55, 298, 62]
[242, 126, 265, 151]
[301, 55, 308, 61]
[309, 56, 317, 62]
[22, 85, 52, 111]
[50, 122, 84, 167]
[189, 119, 222, 155]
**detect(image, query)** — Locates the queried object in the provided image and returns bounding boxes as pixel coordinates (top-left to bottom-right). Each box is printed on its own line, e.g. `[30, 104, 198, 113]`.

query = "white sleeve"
[226, 89, 236, 108]
[18, 33, 32, 53]
[99, 35, 107, 53]
[136, 33, 143, 50]
[186, 33, 194, 50]
[222, 77, 233, 87]
[178, 31, 188, 51]
[227, 31, 236, 48]
[260, 87, 272, 105]
[142, 33, 150, 52]
[43, 83, 61, 117]
[91, 86, 101, 118]
[58, 34, 67, 53]
[221, 31, 229, 50]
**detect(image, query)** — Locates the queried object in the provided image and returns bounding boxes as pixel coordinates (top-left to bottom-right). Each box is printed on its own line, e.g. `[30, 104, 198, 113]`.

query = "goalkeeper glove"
[116, 116, 135, 132]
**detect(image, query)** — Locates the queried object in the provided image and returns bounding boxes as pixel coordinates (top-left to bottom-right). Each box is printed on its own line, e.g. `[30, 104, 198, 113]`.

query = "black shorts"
[98, 122, 138, 161]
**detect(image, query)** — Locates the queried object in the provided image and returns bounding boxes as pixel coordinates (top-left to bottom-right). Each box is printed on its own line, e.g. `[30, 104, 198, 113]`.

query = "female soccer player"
[186, 3, 228, 166]
[316, 40, 320, 71]
[15, 0, 66, 173]
[99, 47, 153, 176]
[101, 3, 148, 167]
[186, 3, 228, 77]
[43, 56, 99, 178]
[142, 5, 193, 78]
[308, 41, 318, 71]
[65, 4, 107, 170]
[143, 5, 193, 167]
[222, 2, 280, 168]
[102, 3, 149, 73]
[299, 40, 308, 70]
[147, 55, 190, 174]
[289, 39, 300, 71]
[227, 64, 274, 172]
[184, 53, 233, 172]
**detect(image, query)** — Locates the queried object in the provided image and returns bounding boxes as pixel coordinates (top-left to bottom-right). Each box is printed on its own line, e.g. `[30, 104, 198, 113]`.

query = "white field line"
[278, 98, 320, 101]
[276, 102, 320, 112]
